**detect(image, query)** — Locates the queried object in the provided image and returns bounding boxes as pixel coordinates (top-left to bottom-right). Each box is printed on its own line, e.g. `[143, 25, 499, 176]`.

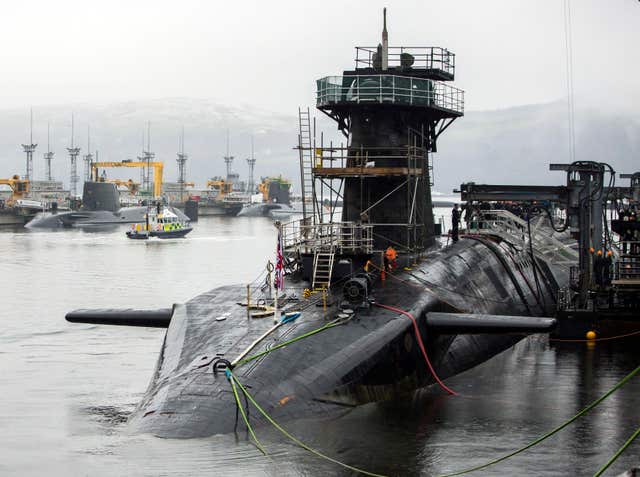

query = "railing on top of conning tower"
[355, 46, 455, 78]
[316, 75, 464, 115]
[281, 219, 374, 256]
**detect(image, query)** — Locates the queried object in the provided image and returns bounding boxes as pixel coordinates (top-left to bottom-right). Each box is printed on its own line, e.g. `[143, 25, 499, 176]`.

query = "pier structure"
[43, 123, 54, 181]
[66, 115, 81, 197]
[176, 127, 188, 202]
[286, 9, 464, 286]
[459, 164, 640, 336]
[22, 110, 37, 181]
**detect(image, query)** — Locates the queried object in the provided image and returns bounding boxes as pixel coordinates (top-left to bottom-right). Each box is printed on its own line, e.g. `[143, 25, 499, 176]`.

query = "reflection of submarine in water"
[26, 181, 188, 228]
[66, 12, 571, 441]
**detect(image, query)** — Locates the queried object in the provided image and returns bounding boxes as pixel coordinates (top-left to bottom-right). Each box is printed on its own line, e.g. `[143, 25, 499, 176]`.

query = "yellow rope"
[228, 370, 388, 477]
[227, 370, 267, 455]
[438, 365, 640, 476]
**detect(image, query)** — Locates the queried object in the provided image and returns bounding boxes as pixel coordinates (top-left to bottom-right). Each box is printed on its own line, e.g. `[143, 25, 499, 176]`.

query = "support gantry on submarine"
[67, 11, 573, 439]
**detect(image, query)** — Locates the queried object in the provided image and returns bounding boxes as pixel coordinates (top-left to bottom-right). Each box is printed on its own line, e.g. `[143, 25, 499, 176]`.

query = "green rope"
[234, 321, 341, 368]
[228, 370, 388, 477]
[592, 426, 640, 477]
[228, 370, 267, 455]
[439, 365, 640, 477]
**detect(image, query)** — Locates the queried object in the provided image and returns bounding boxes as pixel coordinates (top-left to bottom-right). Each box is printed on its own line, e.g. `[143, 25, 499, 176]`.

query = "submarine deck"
[129, 235, 562, 437]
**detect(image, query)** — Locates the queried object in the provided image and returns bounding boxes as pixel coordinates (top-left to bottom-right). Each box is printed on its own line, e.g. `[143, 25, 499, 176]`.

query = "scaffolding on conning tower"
[291, 120, 435, 255]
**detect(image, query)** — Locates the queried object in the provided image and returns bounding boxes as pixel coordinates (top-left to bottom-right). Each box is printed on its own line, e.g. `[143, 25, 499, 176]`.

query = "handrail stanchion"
[246, 284, 251, 319]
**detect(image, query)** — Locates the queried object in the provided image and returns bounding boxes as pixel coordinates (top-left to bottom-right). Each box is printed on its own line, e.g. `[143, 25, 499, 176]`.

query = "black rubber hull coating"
[119, 237, 571, 438]
[65, 308, 173, 327]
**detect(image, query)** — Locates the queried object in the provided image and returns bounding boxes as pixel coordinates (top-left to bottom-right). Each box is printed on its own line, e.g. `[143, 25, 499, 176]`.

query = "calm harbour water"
[1, 215, 638, 476]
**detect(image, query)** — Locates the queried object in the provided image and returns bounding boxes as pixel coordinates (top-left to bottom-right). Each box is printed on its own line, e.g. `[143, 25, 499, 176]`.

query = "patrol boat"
[126, 203, 192, 240]
[66, 11, 571, 440]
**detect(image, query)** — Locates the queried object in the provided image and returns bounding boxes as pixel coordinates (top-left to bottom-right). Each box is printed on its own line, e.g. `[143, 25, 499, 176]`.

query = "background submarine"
[27, 181, 150, 228]
[66, 11, 569, 438]
[27, 159, 189, 228]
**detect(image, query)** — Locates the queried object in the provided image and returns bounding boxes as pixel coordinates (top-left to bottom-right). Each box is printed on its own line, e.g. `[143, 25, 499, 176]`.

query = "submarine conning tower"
[313, 8, 464, 252]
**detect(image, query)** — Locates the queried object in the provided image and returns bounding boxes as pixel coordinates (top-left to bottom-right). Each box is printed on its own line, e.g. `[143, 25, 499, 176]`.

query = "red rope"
[374, 302, 458, 396]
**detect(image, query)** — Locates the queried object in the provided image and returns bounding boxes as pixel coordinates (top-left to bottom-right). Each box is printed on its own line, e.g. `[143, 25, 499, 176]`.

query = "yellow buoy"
[586, 330, 597, 340]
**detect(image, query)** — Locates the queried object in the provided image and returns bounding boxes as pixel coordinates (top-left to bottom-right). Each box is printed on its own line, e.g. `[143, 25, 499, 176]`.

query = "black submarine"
[26, 181, 188, 228]
[66, 11, 571, 439]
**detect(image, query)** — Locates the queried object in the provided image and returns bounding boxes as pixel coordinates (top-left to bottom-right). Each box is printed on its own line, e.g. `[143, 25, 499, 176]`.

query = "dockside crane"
[102, 178, 141, 195]
[206, 179, 233, 198]
[0, 175, 30, 206]
[91, 161, 164, 198]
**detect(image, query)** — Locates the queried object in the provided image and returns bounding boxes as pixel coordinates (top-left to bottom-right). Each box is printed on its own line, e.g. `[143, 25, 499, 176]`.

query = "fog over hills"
[0, 98, 637, 194]
[436, 101, 640, 193]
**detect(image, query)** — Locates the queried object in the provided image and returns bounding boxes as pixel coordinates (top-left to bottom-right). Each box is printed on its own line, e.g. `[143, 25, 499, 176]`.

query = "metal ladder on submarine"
[65, 17, 567, 438]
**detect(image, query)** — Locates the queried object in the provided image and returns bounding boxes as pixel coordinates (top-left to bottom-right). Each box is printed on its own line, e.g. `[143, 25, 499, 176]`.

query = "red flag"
[274, 229, 284, 290]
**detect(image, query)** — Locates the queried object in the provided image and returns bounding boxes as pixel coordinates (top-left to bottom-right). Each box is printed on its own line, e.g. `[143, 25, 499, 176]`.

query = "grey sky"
[1, 0, 638, 114]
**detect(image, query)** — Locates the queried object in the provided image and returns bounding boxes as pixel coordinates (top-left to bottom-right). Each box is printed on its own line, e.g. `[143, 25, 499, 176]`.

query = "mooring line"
[226, 370, 388, 477]
[550, 329, 640, 343]
[234, 319, 344, 368]
[227, 369, 267, 455]
[437, 364, 640, 476]
[592, 426, 640, 477]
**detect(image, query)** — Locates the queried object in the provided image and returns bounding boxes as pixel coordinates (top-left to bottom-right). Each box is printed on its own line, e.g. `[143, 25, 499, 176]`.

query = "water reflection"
[0, 217, 638, 476]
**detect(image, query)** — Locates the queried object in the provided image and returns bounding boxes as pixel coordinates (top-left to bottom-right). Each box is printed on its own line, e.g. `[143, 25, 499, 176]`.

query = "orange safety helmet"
[606, 250, 613, 257]
[596, 250, 603, 256]
[589, 247, 595, 254]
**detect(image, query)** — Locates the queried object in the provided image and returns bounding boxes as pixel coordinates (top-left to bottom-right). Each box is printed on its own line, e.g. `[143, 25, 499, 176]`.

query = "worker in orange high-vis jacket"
[384, 245, 397, 272]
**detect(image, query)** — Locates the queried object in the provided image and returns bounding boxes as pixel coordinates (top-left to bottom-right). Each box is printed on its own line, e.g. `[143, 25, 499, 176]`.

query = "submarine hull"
[27, 206, 191, 228]
[127, 237, 565, 438]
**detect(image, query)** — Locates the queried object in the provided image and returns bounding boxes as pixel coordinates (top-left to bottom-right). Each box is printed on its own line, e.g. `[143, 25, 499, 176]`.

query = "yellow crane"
[103, 178, 140, 194]
[206, 179, 233, 199]
[91, 161, 164, 197]
[0, 175, 29, 206]
[258, 176, 291, 202]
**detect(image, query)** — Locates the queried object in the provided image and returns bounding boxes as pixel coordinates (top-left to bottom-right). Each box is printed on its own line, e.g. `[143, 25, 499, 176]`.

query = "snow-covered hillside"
[0, 98, 637, 194]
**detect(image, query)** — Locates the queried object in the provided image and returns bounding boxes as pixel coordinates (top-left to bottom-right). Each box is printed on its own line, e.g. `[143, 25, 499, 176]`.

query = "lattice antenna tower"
[140, 121, 155, 193]
[246, 135, 256, 194]
[22, 108, 37, 181]
[44, 122, 54, 181]
[224, 129, 234, 180]
[83, 125, 94, 181]
[137, 132, 145, 184]
[177, 126, 188, 202]
[66, 114, 81, 196]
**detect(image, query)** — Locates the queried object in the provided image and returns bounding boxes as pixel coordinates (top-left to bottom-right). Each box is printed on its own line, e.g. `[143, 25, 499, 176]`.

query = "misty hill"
[0, 98, 637, 194]
[436, 101, 640, 193]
